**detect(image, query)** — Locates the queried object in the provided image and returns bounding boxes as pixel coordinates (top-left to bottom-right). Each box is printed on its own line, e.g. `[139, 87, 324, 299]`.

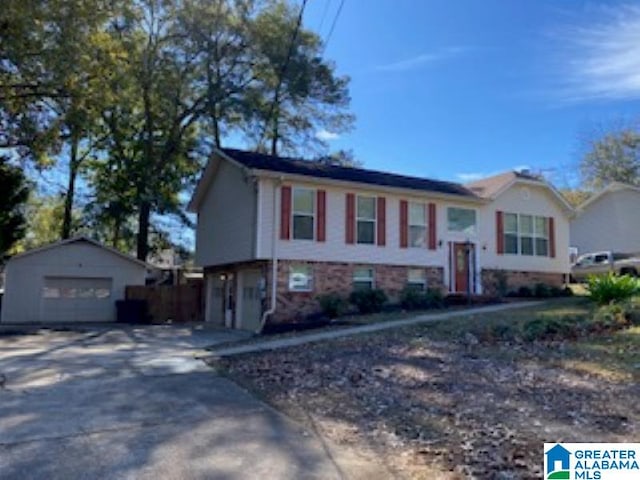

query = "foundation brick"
[481, 268, 565, 296]
[271, 260, 444, 323]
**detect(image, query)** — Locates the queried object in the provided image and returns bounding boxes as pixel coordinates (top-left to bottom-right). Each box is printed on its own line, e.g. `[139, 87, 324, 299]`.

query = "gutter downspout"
[258, 177, 281, 333]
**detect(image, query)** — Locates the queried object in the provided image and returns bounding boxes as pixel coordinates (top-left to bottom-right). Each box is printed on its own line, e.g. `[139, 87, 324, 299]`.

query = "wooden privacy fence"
[125, 284, 203, 323]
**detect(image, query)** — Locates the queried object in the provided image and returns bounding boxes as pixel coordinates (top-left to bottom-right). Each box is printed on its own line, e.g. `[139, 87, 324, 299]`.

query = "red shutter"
[496, 211, 504, 254]
[316, 190, 326, 242]
[428, 202, 437, 250]
[399, 200, 408, 248]
[377, 197, 386, 246]
[345, 193, 355, 244]
[549, 217, 556, 258]
[280, 186, 291, 240]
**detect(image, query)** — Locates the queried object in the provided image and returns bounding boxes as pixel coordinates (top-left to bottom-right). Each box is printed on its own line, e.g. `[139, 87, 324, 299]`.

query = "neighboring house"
[188, 149, 573, 330]
[1, 236, 148, 323]
[570, 182, 640, 255]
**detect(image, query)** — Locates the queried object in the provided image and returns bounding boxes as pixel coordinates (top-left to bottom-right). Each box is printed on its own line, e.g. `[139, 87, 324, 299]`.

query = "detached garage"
[1, 237, 148, 323]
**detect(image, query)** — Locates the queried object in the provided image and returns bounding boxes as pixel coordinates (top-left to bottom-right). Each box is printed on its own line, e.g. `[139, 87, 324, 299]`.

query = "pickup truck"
[571, 251, 640, 282]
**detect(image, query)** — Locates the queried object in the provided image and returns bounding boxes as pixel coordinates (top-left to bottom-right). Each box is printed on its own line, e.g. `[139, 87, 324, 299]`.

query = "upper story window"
[356, 195, 376, 244]
[292, 187, 315, 240]
[504, 213, 549, 256]
[447, 208, 476, 235]
[409, 202, 427, 247]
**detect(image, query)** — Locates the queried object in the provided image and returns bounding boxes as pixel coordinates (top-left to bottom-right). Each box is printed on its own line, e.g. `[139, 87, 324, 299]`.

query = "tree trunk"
[112, 214, 121, 248]
[136, 200, 150, 261]
[270, 101, 279, 156]
[61, 133, 79, 239]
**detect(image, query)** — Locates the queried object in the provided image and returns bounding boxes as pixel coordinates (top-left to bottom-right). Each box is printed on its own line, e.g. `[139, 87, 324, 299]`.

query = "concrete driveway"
[0, 324, 380, 480]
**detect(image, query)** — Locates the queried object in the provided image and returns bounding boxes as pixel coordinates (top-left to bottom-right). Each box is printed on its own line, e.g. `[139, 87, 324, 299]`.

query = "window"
[447, 208, 476, 234]
[503, 213, 549, 256]
[353, 267, 374, 290]
[356, 195, 376, 244]
[289, 264, 313, 292]
[534, 216, 549, 257]
[409, 202, 427, 247]
[42, 287, 60, 299]
[520, 215, 534, 255]
[42, 286, 111, 299]
[407, 268, 426, 291]
[292, 187, 315, 240]
[504, 213, 519, 254]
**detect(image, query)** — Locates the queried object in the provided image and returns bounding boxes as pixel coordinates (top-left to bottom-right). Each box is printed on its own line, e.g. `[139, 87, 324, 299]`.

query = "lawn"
[212, 298, 640, 479]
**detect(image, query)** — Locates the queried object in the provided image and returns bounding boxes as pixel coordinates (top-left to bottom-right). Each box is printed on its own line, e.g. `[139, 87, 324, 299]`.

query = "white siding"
[259, 178, 570, 276]
[571, 189, 640, 255]
[195, 159, 257, 266]
[1, 242, 146, 323]
[259, 178, 478, 266]
[481, 184, 571, 274]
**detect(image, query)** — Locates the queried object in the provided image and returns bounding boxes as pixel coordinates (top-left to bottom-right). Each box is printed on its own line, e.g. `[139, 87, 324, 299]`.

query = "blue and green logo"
[546, 444, 572, 479]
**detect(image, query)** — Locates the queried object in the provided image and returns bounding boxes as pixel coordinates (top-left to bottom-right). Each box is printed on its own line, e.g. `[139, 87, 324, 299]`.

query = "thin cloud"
[375, 46, 469, 72]
[316, 129, 340, 141]
[456, 172, 484, 182]
[553, 4, 640, 102]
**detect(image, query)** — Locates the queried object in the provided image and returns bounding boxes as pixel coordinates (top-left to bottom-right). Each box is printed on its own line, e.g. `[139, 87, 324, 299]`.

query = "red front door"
[453, 243, 470, 293]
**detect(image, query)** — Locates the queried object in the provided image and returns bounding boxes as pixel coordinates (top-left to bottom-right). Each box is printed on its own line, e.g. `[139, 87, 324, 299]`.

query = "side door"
[238, 270, 263, 331]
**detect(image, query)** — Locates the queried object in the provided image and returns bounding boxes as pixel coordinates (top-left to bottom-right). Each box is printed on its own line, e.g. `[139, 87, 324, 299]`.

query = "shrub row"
[505, 283, 573, 299]
[317, 286, 445, 319]
[476, 297, 640, 344]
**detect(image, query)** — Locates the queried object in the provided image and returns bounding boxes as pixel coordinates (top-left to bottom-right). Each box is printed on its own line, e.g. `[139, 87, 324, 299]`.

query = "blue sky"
[296, 0, 640, 187]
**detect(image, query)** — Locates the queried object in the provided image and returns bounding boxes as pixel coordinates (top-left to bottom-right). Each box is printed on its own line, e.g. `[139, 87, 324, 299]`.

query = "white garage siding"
[1, 239, 147, 324]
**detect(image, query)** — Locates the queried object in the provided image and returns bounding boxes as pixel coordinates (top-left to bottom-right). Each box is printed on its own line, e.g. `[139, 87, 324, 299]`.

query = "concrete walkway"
[205, 301, 543, 358]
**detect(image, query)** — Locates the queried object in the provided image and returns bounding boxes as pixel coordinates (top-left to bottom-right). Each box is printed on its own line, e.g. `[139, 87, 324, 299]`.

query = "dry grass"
[213, 299, 640, 479]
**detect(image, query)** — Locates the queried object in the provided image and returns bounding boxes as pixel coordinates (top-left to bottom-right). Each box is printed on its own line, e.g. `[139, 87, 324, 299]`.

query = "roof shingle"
[220, 148, 478, 198]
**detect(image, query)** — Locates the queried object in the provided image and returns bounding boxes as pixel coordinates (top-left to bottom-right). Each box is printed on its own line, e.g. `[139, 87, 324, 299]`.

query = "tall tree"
[244, 0, 353, 156]
[581, 128, 640, 188]
[0, 157, 30, 258]
[1, 0, 123, 239]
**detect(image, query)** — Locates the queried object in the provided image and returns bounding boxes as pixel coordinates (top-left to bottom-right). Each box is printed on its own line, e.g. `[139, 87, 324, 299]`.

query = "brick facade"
[481, 268, 565, 296]
[271, 260, 444, 323]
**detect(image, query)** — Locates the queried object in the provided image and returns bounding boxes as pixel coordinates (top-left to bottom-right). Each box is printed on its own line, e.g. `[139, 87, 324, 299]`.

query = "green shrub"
[517, 286, 532, 297]
[592, 303, 630, 329]
[349, 288, 388, 314]
[400, 287, 444, 310]
[623, 296, 640, 325]
[493, 270, 509, 297]
[534, 283, 551, 298]
[317, 293, 348, 319]
[483, 323, 517, 342]
[586, 273, 640, 305]
[521, 316, 581, 341]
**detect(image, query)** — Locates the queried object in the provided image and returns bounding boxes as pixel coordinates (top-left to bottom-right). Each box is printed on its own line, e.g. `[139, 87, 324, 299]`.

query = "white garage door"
[41, 277, 114, 322]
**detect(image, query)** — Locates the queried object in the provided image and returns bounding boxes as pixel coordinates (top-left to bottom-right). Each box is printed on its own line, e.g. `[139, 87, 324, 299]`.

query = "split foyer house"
[188, 148, 573, 330]
[570, 182, 640, 255]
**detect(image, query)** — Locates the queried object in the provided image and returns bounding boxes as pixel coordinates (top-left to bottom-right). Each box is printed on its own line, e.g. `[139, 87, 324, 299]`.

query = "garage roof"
[8, 236, 150, 268]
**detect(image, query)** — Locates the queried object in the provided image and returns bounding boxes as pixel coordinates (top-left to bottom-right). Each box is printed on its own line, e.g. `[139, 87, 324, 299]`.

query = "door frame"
[448, 241, 477, 294]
